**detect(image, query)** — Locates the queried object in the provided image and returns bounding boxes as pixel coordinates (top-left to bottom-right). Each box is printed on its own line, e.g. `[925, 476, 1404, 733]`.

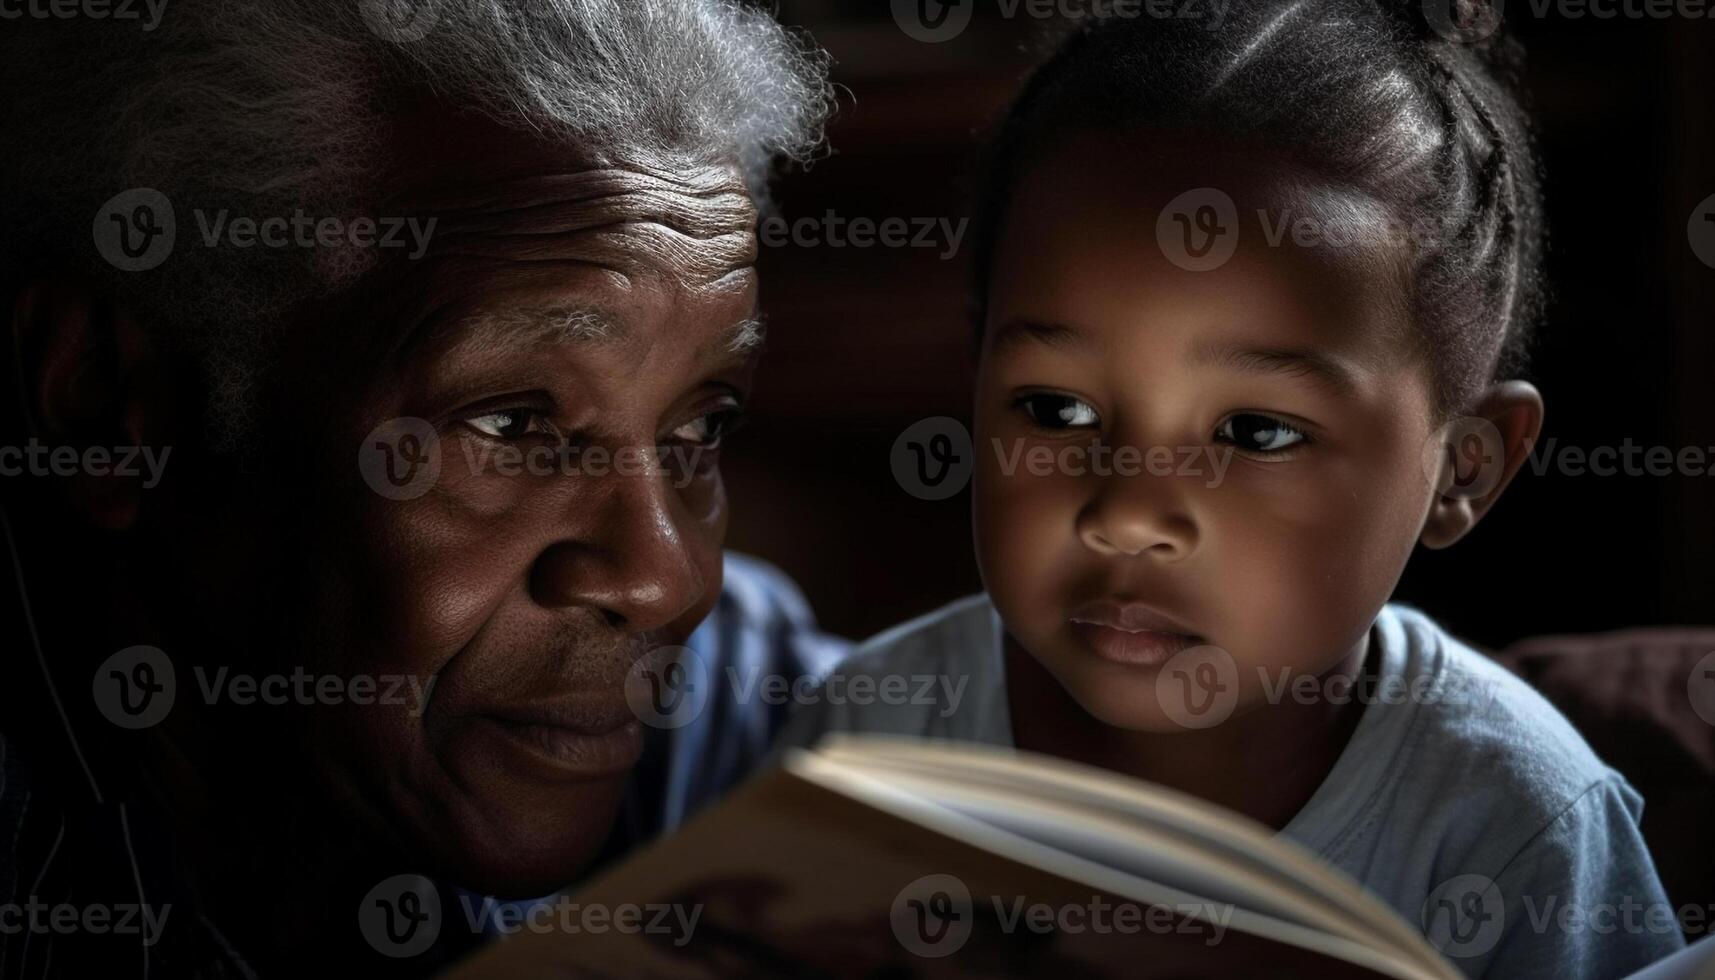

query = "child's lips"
[1068, 600, 1203, 668]
[1069, 598, 1199, 636]
[1069, 621, 1199, 667]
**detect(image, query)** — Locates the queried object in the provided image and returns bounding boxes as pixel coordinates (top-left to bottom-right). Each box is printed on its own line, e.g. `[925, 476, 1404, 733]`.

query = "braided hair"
[972, 0, 1546, 417]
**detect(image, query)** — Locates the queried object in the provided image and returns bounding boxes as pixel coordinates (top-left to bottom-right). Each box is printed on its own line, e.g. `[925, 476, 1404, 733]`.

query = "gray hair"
[1, 0, 831, 450]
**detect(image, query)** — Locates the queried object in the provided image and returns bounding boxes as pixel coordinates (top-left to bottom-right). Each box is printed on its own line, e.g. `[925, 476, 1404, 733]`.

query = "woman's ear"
[1420, 380, 1544, 550]
[6, 279, 173, 530]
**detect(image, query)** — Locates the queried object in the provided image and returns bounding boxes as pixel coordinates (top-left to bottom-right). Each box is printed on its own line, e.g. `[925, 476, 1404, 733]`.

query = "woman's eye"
[669, 408, 743, 449]
[464, 409, 554, 441]
[1216, 413, 1308, 454]
[1016, 393, 1101, 430]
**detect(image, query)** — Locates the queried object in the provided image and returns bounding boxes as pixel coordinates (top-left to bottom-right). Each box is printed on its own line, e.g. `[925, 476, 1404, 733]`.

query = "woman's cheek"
[675, 461, 727, 528]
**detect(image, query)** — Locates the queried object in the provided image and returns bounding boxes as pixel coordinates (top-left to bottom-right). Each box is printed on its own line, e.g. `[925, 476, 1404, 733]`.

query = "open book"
[440, 736, 1686, 978]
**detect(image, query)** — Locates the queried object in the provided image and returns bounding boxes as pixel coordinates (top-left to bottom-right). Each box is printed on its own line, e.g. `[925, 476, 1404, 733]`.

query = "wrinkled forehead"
[386, 104, 759, 280]
[350, 106, 762, 366]
[408, 164, 758, 285]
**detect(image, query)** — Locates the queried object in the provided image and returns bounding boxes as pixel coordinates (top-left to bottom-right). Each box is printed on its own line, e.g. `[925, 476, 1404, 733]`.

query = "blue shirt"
[775, 595, 1687, 979]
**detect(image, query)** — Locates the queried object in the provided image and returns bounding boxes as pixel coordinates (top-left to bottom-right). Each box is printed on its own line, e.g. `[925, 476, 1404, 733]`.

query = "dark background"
[722, 0, 1715, 646]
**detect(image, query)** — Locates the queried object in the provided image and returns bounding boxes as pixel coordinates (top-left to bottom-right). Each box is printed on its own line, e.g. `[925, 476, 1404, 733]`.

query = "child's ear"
[1419, 380, 1544, 550]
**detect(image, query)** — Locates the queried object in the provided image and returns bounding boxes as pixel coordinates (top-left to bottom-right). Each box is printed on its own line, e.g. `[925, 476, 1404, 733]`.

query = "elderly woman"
[0, 1, 840, 974]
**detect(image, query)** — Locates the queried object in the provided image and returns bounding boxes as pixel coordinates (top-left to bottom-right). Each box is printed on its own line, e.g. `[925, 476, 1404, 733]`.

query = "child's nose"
[1075, 473, 1199, 561]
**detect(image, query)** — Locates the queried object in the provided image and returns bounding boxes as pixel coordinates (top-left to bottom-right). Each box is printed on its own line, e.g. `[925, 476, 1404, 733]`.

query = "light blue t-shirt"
[775, 596, 1687, 979]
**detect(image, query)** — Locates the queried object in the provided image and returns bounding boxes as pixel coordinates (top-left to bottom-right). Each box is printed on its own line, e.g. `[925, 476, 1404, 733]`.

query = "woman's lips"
[1068, 600, 1202, 668]
[479, 711, 645, 780]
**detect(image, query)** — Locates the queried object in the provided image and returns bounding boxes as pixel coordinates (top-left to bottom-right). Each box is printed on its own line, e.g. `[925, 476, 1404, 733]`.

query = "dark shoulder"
[0, 731, 41, 908]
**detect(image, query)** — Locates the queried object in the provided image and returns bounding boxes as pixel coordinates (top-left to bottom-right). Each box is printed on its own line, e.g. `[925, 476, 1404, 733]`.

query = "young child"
[779, 3, 1684, 976]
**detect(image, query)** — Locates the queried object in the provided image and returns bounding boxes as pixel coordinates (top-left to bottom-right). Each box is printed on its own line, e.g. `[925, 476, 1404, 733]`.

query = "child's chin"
[1067, 683, 1199, 734]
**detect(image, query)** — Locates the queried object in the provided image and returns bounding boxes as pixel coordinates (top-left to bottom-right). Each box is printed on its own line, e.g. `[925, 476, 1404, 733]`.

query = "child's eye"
[668, 407, 744, 450]
[464, 408, 557, 441]
[1015, 393, 1101, 430]
[1215, 413, 1308, 454]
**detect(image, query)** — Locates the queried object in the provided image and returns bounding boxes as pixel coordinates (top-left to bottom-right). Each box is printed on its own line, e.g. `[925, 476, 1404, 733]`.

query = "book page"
[441, 765, 1420, 979]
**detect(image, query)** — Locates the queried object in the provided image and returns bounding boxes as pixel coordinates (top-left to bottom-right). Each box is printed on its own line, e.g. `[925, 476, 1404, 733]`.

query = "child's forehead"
[1010, 128, 1401, 250]
[994, 138, 1420, 391]
[993, 129, 1415, 366]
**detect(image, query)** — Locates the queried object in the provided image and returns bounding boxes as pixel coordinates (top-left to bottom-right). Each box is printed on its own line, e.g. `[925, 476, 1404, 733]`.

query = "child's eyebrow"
[990, 318, 1088, 352]
[1187, 339, 1363, 398]
[990, 318, 1365, 397]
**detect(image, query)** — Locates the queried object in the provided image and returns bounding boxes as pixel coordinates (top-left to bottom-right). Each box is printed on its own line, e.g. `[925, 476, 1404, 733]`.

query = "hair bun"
[1373, 0, 1522, 76]
[1377, 0, 1507, 47]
